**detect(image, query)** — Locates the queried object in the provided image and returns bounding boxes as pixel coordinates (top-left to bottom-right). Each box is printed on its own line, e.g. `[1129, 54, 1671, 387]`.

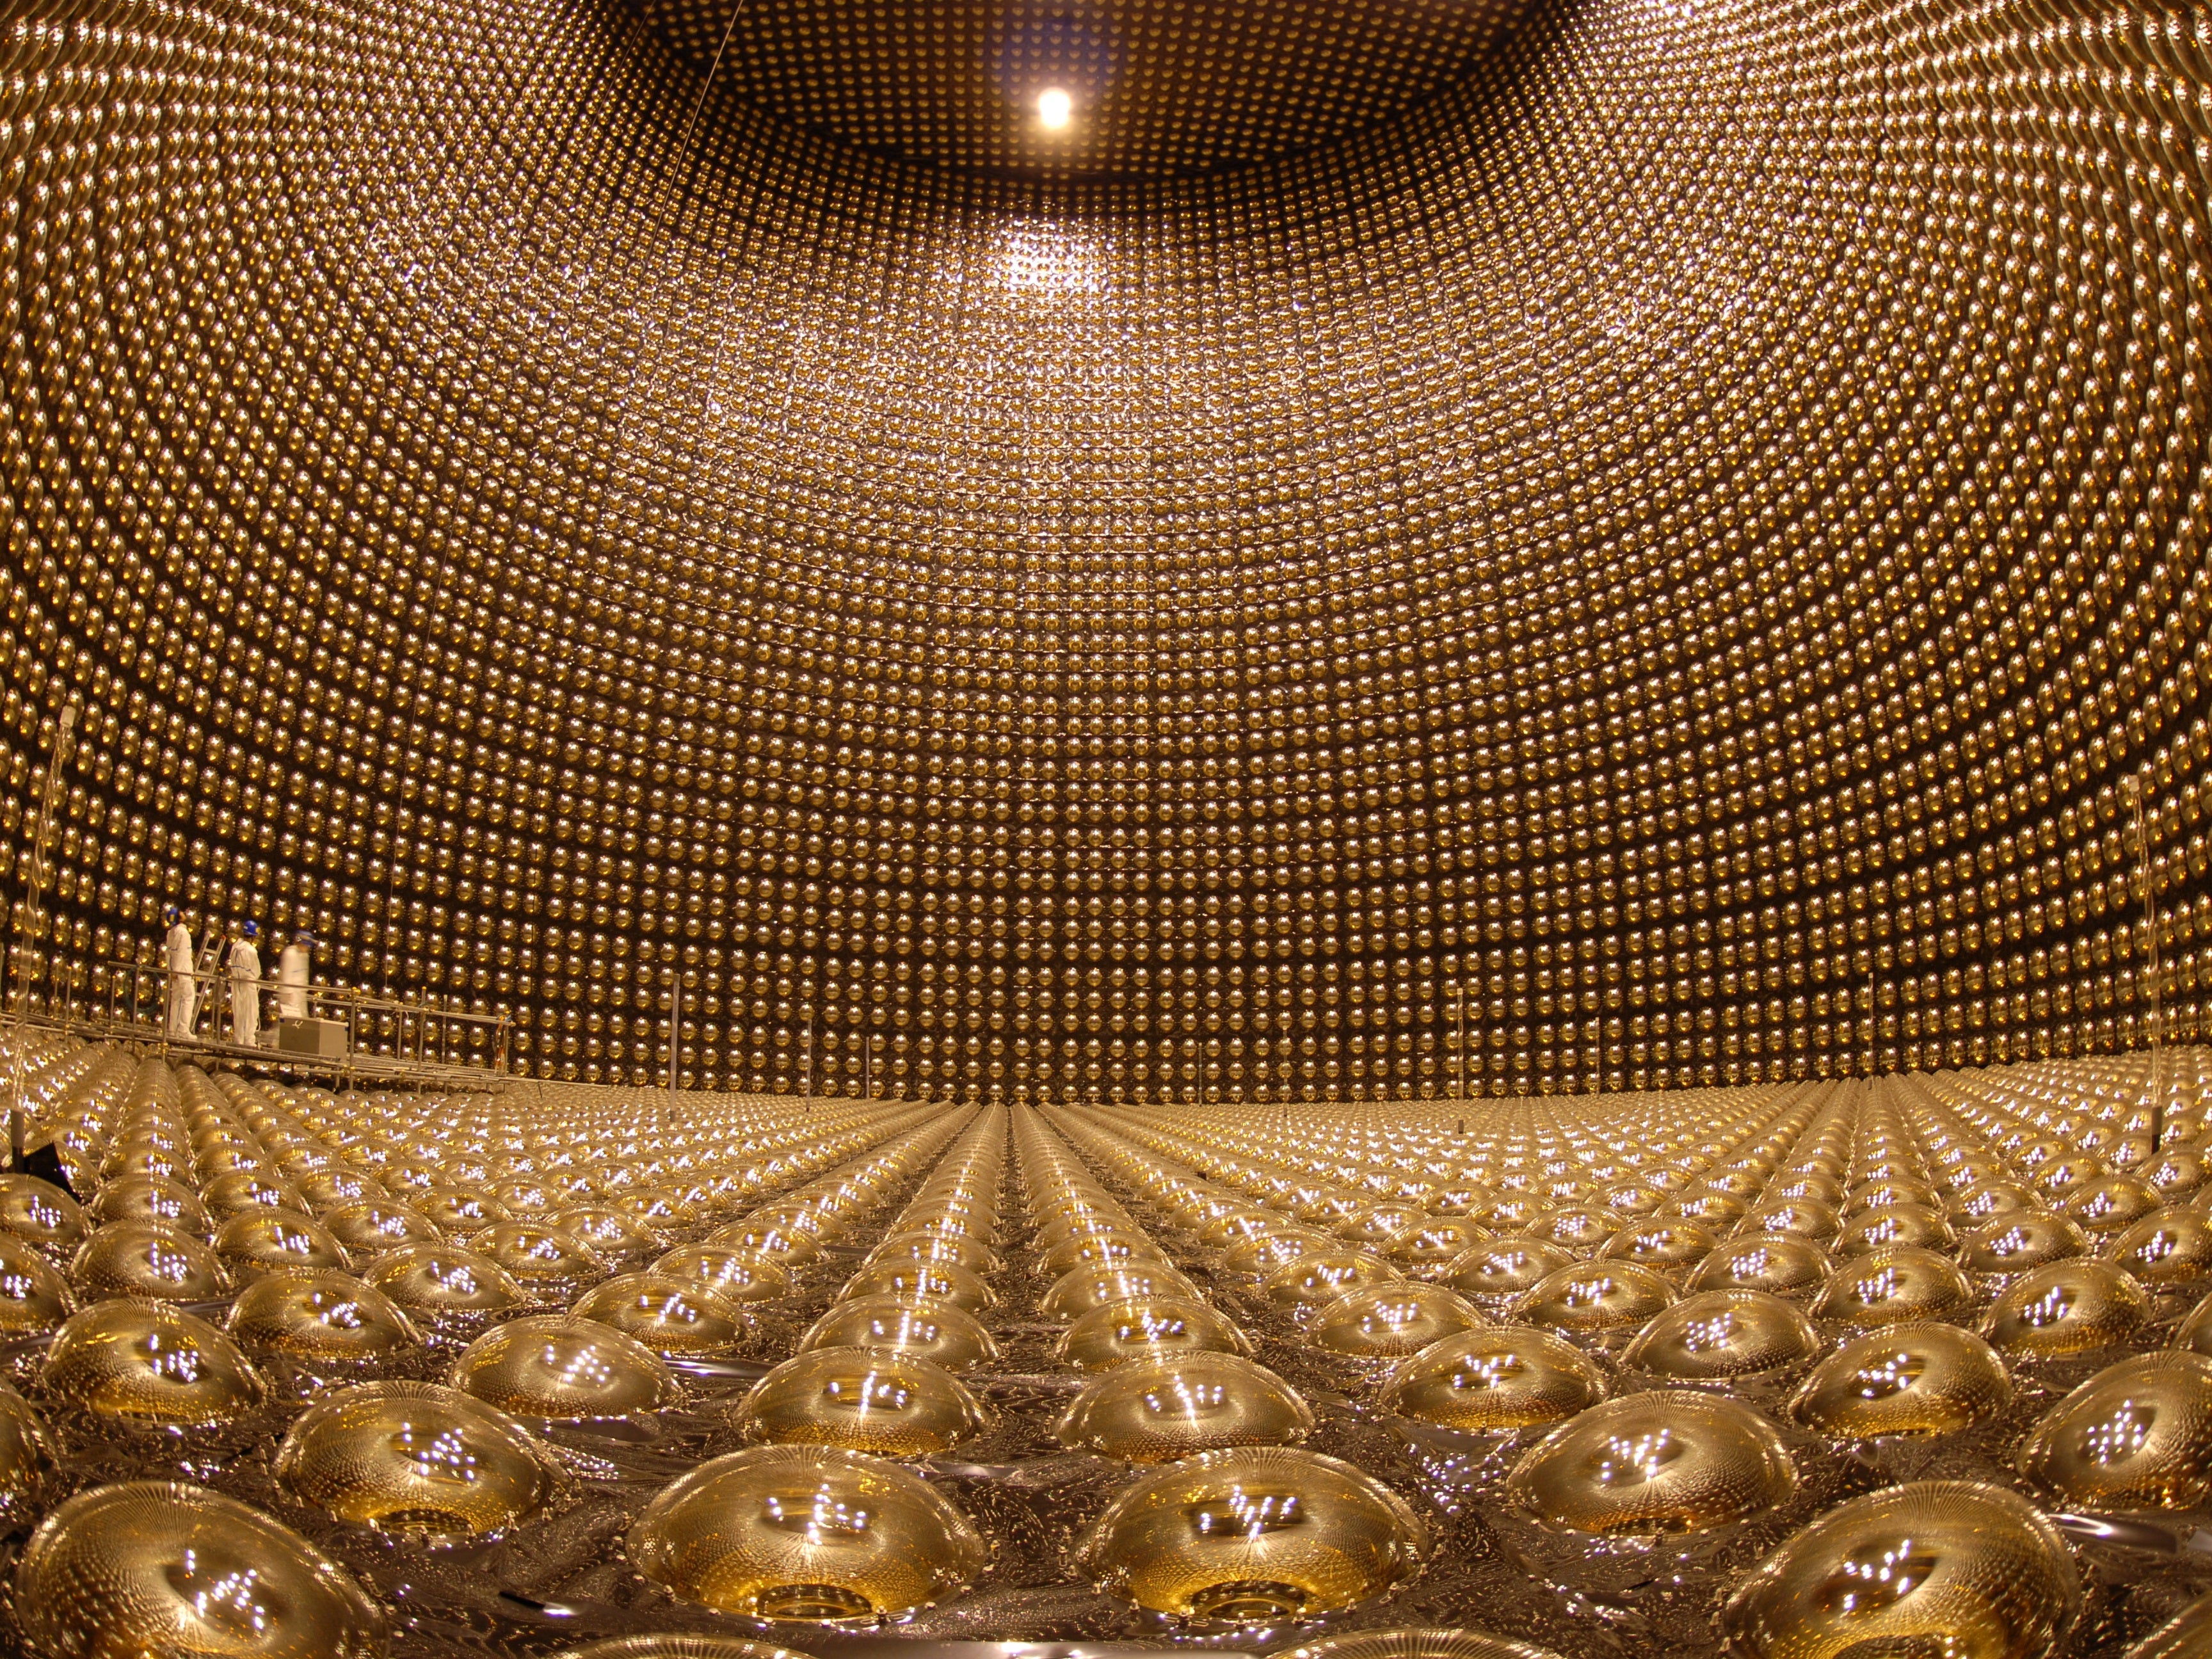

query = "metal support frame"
[81, 955, 508, 1086]
[668, 973, 682, 1096]
[2129, 771, 2166, 1144]
[8, 703, 77, 1166]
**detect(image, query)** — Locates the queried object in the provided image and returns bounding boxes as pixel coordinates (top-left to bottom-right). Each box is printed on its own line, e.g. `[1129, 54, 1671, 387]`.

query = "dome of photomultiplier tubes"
[0, 0, 2207, 1105]
[19, 1046, 2212, 1653]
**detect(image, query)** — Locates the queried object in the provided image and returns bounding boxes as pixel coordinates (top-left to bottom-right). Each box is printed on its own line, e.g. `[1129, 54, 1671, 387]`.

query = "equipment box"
[277, 1017, 348, 1059]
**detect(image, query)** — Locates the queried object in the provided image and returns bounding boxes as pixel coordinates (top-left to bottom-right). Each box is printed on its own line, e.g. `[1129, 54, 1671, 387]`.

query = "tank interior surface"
[4, 0, 2212, 1650]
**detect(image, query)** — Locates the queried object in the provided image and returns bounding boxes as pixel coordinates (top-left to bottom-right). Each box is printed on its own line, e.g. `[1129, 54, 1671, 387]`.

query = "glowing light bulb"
[1038, 87, 1072, 129]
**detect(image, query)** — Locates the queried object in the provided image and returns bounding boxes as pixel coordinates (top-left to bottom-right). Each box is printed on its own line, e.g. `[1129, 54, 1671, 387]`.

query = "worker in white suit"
[163, 906, 196, 1040]
[227, 920, 262, 1048]
[277, 930, 312, 1022]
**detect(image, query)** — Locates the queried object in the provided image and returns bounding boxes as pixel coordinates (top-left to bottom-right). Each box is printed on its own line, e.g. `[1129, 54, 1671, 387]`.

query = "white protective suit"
[164, 920, 197, 1040]
[227, 937, 262, 1047]
[277, 940, 310, 1022]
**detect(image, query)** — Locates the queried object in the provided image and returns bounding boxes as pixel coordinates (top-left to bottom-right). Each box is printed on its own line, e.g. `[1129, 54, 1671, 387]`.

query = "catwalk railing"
[6, 953, 510, 1087]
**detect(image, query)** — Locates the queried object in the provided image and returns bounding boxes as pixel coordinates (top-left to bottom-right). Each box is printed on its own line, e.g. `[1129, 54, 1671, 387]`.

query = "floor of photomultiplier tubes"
[1, 1128, 2208, 1658]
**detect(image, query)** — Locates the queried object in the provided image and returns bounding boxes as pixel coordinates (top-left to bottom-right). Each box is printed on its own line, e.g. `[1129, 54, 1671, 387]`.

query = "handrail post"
[667, 974, 681, 1096]
[10, 702, 77, 1166]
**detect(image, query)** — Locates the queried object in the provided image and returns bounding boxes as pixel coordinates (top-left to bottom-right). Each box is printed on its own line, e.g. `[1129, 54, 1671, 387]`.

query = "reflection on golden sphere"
[1811, 1247, 1971, 1327]
[1598, 1220, 1718, 1273]
[1473, 1196, 1550, 1234]
[1737, 1200, 1839, 1243]
[1198, 1206, 1281, 1246]
[2016, 1351, 2212, 1509]
[0, 1386, 54, 1525]
[799, 1295, 1000, 1371]
[417, 1188, 513, 1238]
[1041, 1264, 1199, 1320]
[749, 1203, 841, 1244]
[363, 1244, 528, 1313]
[1621, 1290, 1820, 1380]
[201, 1172, 308, 1222]
[2146, 1148, 2211, 1200]
[1035, 1212, 1135, 1253]
[320, 1201, 443, 1254]
[709, 1220, 822, 1266]
[1384, 1221, 1489, 1277]
[1504, 1391, 1795, 1535]
[1377, 1327, 1607, 1432]
[1340, 1204, 1428, 1249]
[613, 1187, 698, 1237]
[1957, 1213, 2086, 1275]
[1949, 1183, 2039, 1225]
[1270, 1630, 1569, 1659]
[1443, 1237, 1578, 1303]
[0, 1235, 72, 1335]
[2033, 1154, 2105, 1202]
[295, 1171, 389, 1212]
[1431, 1187, 1493, 1219]
[1600, 1183, 1668, 1219]
[907, 1206, 992, 1245]
[557, 1205, 663, 1262]
[838, 1258, 997, 1313]
[88, 1175, 209, 1237]
[1227, 1229, 1335, 1277]
[1833, 1205, 1956, 1259]
[13, 1482, 387, 1658]
[1721, 1480, 2078, 1659]
[1056, 1295, 1253, 1372]
[451, 1315, 677, 1420]
[1687, 1237, 1832, 1299]
[2064, 1175, 2161, 1238]
[491, 1178, 558, 1216]
[474, 1222, 607, 1295]
[1845, 1178, 1939, 1214]
[1262, 1251, 1401, 1320]
[1311, 1284, 1486, 1358]
[1671, 1190, 1751, 1228]
[213, 1208, 349, 1279]
[1789, 1324, 2012, 1438]
[627, 1445, 986, 1621]
[41, 1299, 264, 1426]
[571, 1274, 751, 1358]
[1514, 1262, 1678, 1334]
[652, 1244, 791, 1304]
[0, 1176, 84, 1253]
[227, 1271, 421, 1364]
[1073, 1446, 1429, 1621]
[1041, 1230, 1168, 1278]
[554, 1642, 820, 1659]
[1982, 1260, 2147, 1358]
[868, 1229, 1000, 1275]
[72, 1222, 232, 1304]
[274, 1381, 568, 1539]
[1769, 1173, 1841, 1208]
[2105, 1209, 2212, 1287]
[732, 1348, 988, 1457]
[1530, 1208, 1618, 1254]
[1057, 1352, 1313, 1462]
[1700, 1169, 1773, 1204]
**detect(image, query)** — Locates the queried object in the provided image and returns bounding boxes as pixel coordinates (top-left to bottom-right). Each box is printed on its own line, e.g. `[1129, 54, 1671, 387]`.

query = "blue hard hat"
[241, 920, 258, 938]
[164, 905, 180, 924]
